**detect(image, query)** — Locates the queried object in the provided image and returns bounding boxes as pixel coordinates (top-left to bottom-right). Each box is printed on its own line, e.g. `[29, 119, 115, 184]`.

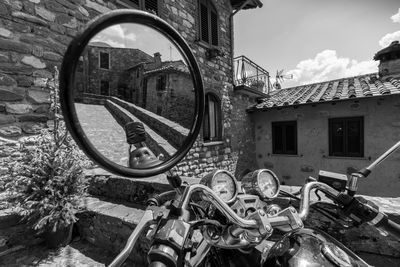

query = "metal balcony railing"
[234, 55, 271, 94]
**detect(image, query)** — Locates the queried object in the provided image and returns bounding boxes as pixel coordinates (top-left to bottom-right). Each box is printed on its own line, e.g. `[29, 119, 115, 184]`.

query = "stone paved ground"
[0, 239, 133, 267]
[76, 103, 129, 166]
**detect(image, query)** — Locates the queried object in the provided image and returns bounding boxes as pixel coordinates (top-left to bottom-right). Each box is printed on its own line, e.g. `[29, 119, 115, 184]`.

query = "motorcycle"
[59, 10, 400, 267]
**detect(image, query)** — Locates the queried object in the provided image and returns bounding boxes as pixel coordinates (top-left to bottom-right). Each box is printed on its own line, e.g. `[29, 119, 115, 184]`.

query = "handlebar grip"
[372, 213, 400, 240]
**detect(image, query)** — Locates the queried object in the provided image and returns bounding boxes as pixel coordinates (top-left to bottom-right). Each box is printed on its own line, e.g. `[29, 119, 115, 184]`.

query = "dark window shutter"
[204, 94, 210, 140]
[210, 10, 218, 46]
[329, 117, 363, 157]
[131, 0, 140, 6]
[99, 52, 109, 69]
[272, 121, 297, 155]
[116, 0, 140, 9]
[200, 3, 209, 43]
[145, 0, 158, 14]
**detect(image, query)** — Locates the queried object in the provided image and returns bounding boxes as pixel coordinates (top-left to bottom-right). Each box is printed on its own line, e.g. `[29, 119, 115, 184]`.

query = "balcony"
[234, 55, 271, 97]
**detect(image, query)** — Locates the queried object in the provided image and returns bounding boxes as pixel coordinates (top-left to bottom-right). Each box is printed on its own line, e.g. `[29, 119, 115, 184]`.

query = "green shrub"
[6, 68, 93, 233]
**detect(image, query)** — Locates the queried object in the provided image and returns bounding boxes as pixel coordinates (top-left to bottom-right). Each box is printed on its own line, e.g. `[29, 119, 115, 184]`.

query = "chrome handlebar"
[109, 181, 342, 267]
[298, 181, 341, 220]
[178, 184, 259, 229]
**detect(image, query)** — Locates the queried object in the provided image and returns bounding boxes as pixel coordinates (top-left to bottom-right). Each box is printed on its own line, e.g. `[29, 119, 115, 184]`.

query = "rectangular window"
[156, 106, 162, 115]
[99, 52, 109, 69]
[272, 121, 297, 155]
[116, 0, 159, 15]
[199, 0, 218, 47]
[203, 93, 221, 142]
[156, 75, 166, 91]
[100, 80, 109, 96]
[329, 117, 364, 157]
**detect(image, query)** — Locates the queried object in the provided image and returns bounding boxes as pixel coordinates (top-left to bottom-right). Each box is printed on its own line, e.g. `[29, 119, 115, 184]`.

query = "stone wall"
[144, 70, 195, 129]
[110, 96, 188, 149]
[379, 58, 400, 76]
[230, 93, 258, 179]
[0, 0, 256, 177]
[160, 0, 251, 177]
[0, 0, 99, 139]
[81, 45, 153, 98]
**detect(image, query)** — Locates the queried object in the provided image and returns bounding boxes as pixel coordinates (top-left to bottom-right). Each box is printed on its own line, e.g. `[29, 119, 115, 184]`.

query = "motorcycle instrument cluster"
[241, 169, 280, 199]
[200, 170, 239, 204]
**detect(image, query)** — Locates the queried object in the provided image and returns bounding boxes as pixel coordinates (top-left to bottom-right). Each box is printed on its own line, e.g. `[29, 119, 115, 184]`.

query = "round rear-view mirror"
[60, 10, 204, 178]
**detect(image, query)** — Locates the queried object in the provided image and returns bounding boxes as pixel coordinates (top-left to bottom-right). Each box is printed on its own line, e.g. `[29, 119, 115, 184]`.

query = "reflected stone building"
[76, 44, 194, 128]
[75, 42, 153, 102]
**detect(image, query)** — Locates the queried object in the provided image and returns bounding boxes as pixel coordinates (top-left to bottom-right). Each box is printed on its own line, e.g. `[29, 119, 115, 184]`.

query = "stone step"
[0, 208, 21, 229]
[76, 196, 149, 266]
[0, 239, 134, 267]
[0, 221, 43, 257]
[85, 168, 199, 205]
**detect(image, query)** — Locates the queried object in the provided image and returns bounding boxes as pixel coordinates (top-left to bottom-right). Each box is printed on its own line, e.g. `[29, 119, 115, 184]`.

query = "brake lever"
[108, 206, 169, 267]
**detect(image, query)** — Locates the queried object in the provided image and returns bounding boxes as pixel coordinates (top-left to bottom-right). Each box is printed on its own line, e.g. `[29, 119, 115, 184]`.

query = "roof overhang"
[247, 93, 400, 113]
[231, 0, 263, 11]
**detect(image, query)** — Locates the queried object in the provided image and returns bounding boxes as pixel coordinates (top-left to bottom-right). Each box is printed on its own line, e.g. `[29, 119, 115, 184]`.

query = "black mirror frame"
[60, 10, 204, 178]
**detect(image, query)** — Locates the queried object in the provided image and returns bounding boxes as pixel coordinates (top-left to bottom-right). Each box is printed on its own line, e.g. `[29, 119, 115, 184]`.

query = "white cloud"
[91, 25, 137, 48]
[391, 8, 400, 23]
[286, 50, 378, 86]
[379, 31, 400, 48]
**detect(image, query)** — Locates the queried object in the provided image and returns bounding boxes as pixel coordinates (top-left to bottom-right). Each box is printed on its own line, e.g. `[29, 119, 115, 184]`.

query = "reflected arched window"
[204, 93, 221, 141]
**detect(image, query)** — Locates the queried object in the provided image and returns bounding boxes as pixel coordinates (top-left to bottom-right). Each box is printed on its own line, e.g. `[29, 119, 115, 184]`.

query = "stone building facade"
[249, 42, 400, 197]
[76, 43, 154, 101]
[0, 0, 263, 178]
[143, 61, 195, 129]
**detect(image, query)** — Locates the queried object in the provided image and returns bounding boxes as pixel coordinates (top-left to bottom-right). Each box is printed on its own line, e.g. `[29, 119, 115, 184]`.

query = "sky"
[91, 23, 184, 61]
[234, 0, 400, 88]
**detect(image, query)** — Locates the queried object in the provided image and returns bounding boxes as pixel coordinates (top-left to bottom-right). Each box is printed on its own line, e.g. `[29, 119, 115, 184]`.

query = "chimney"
[154, 52, 162, 68]
[374, 40, 400, 77]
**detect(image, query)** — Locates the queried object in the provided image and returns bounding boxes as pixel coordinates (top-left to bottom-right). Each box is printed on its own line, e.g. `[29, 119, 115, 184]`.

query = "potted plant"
[6, 68, 92, 248]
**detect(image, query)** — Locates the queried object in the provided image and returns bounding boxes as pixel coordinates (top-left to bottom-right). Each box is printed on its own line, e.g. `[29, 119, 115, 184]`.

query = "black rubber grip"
[375, 215, 400, 240]
[357, 167, 371, 177]
[125, 121, 146, 144]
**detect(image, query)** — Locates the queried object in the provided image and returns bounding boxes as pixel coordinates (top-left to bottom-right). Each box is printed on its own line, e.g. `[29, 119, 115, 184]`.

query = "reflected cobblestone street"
[76, 103, 129, 167]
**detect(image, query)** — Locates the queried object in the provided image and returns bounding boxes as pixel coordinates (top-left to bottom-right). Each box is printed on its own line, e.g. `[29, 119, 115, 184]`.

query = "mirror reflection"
[73, 23, 195, 168]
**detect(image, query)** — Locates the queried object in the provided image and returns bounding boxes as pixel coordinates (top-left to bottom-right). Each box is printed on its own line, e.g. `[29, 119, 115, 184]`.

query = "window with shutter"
[144, 0, 158, 14]
[272, 121, 297, 155]
[116, 0, 159, 15]
[204, 93, 221, 141]
[210, 10, 218, 46]
[99, 52, 109, 69]
[198, 0, 219, 47]
[200, 3, 209, 43]
[329, 117, 364, 157]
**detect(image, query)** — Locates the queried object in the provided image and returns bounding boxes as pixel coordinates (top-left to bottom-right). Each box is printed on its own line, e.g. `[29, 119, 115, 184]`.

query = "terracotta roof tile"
[250, 73, 400, 111]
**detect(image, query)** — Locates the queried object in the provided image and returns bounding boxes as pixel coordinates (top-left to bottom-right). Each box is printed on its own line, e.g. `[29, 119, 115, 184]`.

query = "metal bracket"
[272, 207, 304, 232]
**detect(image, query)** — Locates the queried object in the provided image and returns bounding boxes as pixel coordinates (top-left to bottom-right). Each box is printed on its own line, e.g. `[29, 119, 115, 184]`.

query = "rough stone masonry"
[0, 0, 258, 178]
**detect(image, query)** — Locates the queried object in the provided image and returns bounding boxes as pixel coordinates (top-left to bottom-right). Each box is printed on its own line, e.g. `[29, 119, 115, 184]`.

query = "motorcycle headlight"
[241, 169, 280, 199]
[200, 170, 239, 204]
